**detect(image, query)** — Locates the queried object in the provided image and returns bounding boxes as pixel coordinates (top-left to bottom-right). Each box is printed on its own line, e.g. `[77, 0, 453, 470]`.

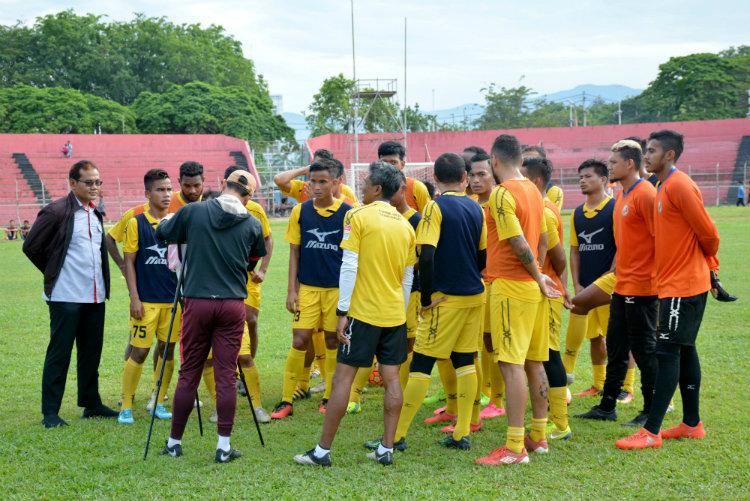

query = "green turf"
[1, 207, 749, 499]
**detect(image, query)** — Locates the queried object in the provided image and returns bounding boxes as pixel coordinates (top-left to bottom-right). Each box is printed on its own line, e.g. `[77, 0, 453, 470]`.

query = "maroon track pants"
[170, 298, 245, 438]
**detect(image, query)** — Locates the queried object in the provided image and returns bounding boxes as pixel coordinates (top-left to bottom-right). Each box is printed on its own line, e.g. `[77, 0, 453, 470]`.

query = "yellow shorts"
[244, 272, 261, 309]
[293, 285, 338, 332]
[406, 291, 420, 339]
[490, 288, 547, 364]
[238, 323, 252, 357]
[547, 298, 564, 352]
[414, 304, 482, 358]
[586, 304, 610, 339]
[129, 303, 181, 349]
[593, 272, 616, 296]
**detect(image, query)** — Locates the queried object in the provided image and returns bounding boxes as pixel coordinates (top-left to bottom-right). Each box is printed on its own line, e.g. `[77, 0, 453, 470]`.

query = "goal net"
[348, 162, 434, 200]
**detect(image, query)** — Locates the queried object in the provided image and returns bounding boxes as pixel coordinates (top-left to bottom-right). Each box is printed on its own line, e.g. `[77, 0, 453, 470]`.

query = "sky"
[2, 0, 748, 114]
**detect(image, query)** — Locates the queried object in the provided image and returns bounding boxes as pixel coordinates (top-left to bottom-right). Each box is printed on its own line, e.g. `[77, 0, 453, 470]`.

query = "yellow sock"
[282, 347, 307, 403]
[313, 331, 327, 379]
[563, 313, 588, 374]
[349, 364, 373, 404]
[506, 426, 525, 454]
[399, 351, 413, 391]
[323, 348, 338, 400]
[437, 359, 457, 415]
[395, 372, 430, 441]
[481, 346, 492, 398]
[202, 365, 216, 402]
[454, 365, 477, 440]
[623, 367, 635, 394]
[549, 387, 568, 431]
[592, 364, 606, 390]
[472, 357, 483, 425]
[154, 356, 174, 403]
[241, 365, 262, 406]
[530, 417, 547, 443]
[297, 364, 311, 393]
[121, 358, 143, 409]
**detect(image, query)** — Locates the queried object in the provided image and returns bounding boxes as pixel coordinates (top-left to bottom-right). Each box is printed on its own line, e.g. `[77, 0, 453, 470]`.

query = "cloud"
[1, 0, 748, 112]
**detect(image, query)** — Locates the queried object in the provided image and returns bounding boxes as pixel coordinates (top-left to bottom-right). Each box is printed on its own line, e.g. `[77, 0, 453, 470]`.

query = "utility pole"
[617, 100, 622, 125]
[350, 0, 358, 163]
[403, 17, 407, 151]
[582, 91, 587, 127]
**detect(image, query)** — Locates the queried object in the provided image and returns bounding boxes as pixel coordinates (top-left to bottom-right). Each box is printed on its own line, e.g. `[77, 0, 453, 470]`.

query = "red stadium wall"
[0, 134, 259, 223]
[307, 118, 750, 209]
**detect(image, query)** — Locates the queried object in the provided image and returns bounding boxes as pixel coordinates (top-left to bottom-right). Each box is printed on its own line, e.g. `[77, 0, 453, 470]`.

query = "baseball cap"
[226, 169, 257, 193]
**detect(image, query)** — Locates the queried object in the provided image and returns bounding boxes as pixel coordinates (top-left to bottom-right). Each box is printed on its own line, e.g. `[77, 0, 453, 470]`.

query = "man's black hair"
[424, 181, 436, 199]
[179, 161, 204, 179]
[648, 129, 684, 161]
[144, 168, 170, 191]
[469, 152, 491, 165]
[202, 190, 221, 201]
[624, 136, 647, 151]
[331, 158, 345, 178]
[491, 134, 522, 164]
[309, 158, 339, 176]
[368, 161, 402, 199]
[522, 157, 552, 187]
[434, 153, 466, 184]
[377, 141, 406, 160]
[224, 165, 241, 179]
[463, 146, 487, 156]
[578, 159, 609, 178]
[313, 148, 333, 160]
[68, 160, 98, 181]
[521, 144, 547, 158]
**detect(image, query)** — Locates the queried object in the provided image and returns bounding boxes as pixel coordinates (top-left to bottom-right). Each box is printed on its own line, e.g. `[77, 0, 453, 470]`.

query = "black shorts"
[337, 318, 407, 368]
[608, 293, 658, 343]
[656, 293, 707, 346]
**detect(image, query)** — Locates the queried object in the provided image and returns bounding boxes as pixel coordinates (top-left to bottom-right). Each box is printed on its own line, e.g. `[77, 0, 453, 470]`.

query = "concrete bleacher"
[307, 118, 750, 209]
[0, 134, 258, 223]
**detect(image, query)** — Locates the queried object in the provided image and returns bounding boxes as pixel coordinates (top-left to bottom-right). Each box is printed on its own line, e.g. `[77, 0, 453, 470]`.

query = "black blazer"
[23, 191, 110, 299]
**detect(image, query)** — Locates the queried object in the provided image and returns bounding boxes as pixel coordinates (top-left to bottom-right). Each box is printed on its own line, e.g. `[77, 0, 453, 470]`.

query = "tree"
[306, 74, 437, 135]
[132, 81, 293, 143]
[0, 11, 265, 105]
[306, 74, 355, 136]
[0, 85, 136, 133]
[475, 84, 535, 129]
[631, 53, 747, 121]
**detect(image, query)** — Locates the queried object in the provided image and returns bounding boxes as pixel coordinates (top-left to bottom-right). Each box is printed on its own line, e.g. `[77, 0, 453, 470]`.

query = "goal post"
[348, 162, 434, 200]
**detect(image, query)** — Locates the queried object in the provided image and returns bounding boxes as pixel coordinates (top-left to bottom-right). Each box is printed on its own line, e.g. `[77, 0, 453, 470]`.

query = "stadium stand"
[307, 118, 750, 208]
[0, 134, 259, 224]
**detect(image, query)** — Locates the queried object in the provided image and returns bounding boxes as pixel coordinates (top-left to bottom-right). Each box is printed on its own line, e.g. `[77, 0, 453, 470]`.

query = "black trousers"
[600, 294, 658, 413]
[42, 302, 105, 416]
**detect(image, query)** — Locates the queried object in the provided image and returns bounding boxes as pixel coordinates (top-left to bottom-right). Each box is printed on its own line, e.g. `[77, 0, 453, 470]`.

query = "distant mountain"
[288, 84, 644, 138]
[537, 84, 642, 105]
[429, 84, 643, 126]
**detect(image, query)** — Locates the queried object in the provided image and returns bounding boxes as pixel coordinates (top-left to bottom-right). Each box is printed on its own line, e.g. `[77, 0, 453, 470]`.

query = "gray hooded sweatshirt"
[156, 194, 266, 299]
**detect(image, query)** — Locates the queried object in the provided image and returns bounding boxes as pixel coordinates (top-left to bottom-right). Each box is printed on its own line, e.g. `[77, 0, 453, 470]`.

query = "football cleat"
[615, 428, 662, 450]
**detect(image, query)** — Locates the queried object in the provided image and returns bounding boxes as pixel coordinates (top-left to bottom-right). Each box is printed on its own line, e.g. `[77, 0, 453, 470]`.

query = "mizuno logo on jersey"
[578, 227, 605, 251]
[306, 228, 340, 250]
[145, 244, 168, 265]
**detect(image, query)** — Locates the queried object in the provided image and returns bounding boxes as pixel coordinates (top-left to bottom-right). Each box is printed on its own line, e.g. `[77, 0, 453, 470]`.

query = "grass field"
[1, 207, 749, 500]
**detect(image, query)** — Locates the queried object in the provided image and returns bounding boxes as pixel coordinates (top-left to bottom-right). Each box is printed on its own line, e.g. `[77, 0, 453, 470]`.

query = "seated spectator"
[6, 219, 18, 240]
[20, 220, 31, 240]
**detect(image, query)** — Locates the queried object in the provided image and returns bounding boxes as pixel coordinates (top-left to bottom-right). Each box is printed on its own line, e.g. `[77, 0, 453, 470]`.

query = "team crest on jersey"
[621, 204, 629, 216]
